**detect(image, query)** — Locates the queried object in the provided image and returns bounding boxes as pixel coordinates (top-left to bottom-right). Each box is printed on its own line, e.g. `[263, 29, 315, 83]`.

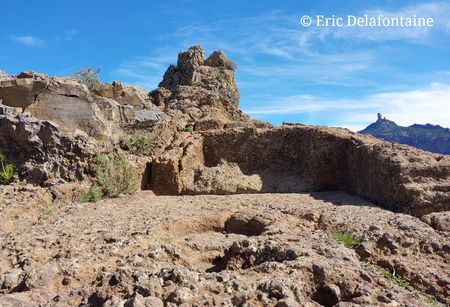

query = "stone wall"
[152, 125, 450, 216]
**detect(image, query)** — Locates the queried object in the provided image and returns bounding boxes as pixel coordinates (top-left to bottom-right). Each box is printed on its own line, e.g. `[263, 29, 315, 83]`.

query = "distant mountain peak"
[360, 114, 450, 155]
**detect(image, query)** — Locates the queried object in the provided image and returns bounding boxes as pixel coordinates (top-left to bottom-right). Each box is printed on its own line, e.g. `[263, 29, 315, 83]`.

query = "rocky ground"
[0, 185, 448, 306]
[1, 46, 449, 306]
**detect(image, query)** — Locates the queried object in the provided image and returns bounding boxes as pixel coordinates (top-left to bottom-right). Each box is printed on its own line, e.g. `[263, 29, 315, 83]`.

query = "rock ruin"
[1, 45, 449, 216]
[0, 46, 449, 306]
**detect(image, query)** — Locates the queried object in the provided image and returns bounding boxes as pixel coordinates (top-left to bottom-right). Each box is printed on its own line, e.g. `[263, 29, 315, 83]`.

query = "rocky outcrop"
[95, 81, 151, 108]
[152, 125, 450, 216]
[0, 102, 22, 116]
[0, 72, 123, 138]
[0, 71, 49, 109]
[0, 46, 449, 217]
[0, 73, 168, 139]
[0, 46, 449, 307]
[0, 113, 95, 184]
[151, 45, 269, 131]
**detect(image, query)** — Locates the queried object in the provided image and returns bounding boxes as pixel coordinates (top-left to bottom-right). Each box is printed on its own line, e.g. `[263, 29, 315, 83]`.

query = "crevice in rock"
[141, 162, 153, 190]
[311, 285, 340, 307]
[224, 213, 270, 236]
[207, 240, 298, 272]
[46, 87, 83, 99]
[9, 280, 28, 294]
[85, 292, 107, 306]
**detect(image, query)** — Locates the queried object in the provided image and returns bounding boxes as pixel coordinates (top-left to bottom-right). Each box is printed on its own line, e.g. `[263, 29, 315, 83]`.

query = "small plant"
[192, 80, 203, 87]
[72, 67, 102, 92]
[251, 201, 260, 207]
[43, 206, 54, 218]
[0, 152, 15, 184]
[414, 292, 443, 307]
[334, 232, 362, 248]
[180, 126, 193, 132]
[80, 185, 103, 203]
[361, 261, 372, 268]
[90, 153, 137, 197]
[383, 271, 410, 287]
[179, 118, 195, 133]
[120, 133, 153, 155]
[215, 71, 227, 82]
[224, 58, 237, 70]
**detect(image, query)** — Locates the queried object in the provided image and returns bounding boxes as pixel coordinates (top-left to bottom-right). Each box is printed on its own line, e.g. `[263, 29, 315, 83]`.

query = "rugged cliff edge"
[0, 46, 449, 306]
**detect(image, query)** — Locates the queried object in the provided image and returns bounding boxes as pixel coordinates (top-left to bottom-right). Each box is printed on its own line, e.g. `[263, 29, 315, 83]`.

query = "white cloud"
[328, 2, 450, 43]
[245, 83, 450, 131]
[181, 2, 450, 59]
[111, 3, 450, 109]
[160, 11, 308, 59]
[240, 51, 376, 86]
[10, 35, 45, 47]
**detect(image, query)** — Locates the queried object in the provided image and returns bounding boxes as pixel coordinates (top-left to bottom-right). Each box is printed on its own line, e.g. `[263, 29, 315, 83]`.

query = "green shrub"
[361, 261, 372, 268]
[80, 185, 103, 203]
[334, 232, 362, 248]
[251, 201, 260, 207]
[43, 206, 54, 218]
[180, 126, 193, 133]
[91, 153, 137, 197]
[180, 119, 194, 133]
[383, 271, 410, 287]
[0, 152, 15, 184]
[414, 292, 444, 306]
[192, 80, 203, 87]
[120, 133, 153, 155]
[72, 67, 102, 92]
[224, 58, 237, 70]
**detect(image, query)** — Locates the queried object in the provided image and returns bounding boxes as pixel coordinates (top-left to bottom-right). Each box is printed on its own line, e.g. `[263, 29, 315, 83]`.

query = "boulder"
[133, 109, 164, 126]
[0, 113, 95, 184]
[205, 50, 235, 69]
[0, 72, 125, 138]
[26, 91, 106, 136]
[177, 44, 205, 69]
[96, 81, 150, 108]
[149, 87, 171, 108]
[0, 102, 22, 116]
[0, 73, 48, 109]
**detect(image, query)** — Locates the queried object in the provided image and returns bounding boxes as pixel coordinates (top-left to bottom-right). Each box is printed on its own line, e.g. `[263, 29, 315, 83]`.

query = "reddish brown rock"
[152, 125, 450, 216]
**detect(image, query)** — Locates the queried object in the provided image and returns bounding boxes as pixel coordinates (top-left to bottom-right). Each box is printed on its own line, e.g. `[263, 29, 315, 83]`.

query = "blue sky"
[1, 0, 450, 130]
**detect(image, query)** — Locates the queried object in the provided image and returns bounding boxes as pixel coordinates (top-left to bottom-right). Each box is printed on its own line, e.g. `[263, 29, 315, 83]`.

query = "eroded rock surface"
[95, 81, 151, 108]
[153, 125, 450, 216]
[2, 46, 448, 217]
[151, 45, 269, 131]
[0, 113, 95, 184]
[0, 46, 449, 307]
[0, 191, 448, 306]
